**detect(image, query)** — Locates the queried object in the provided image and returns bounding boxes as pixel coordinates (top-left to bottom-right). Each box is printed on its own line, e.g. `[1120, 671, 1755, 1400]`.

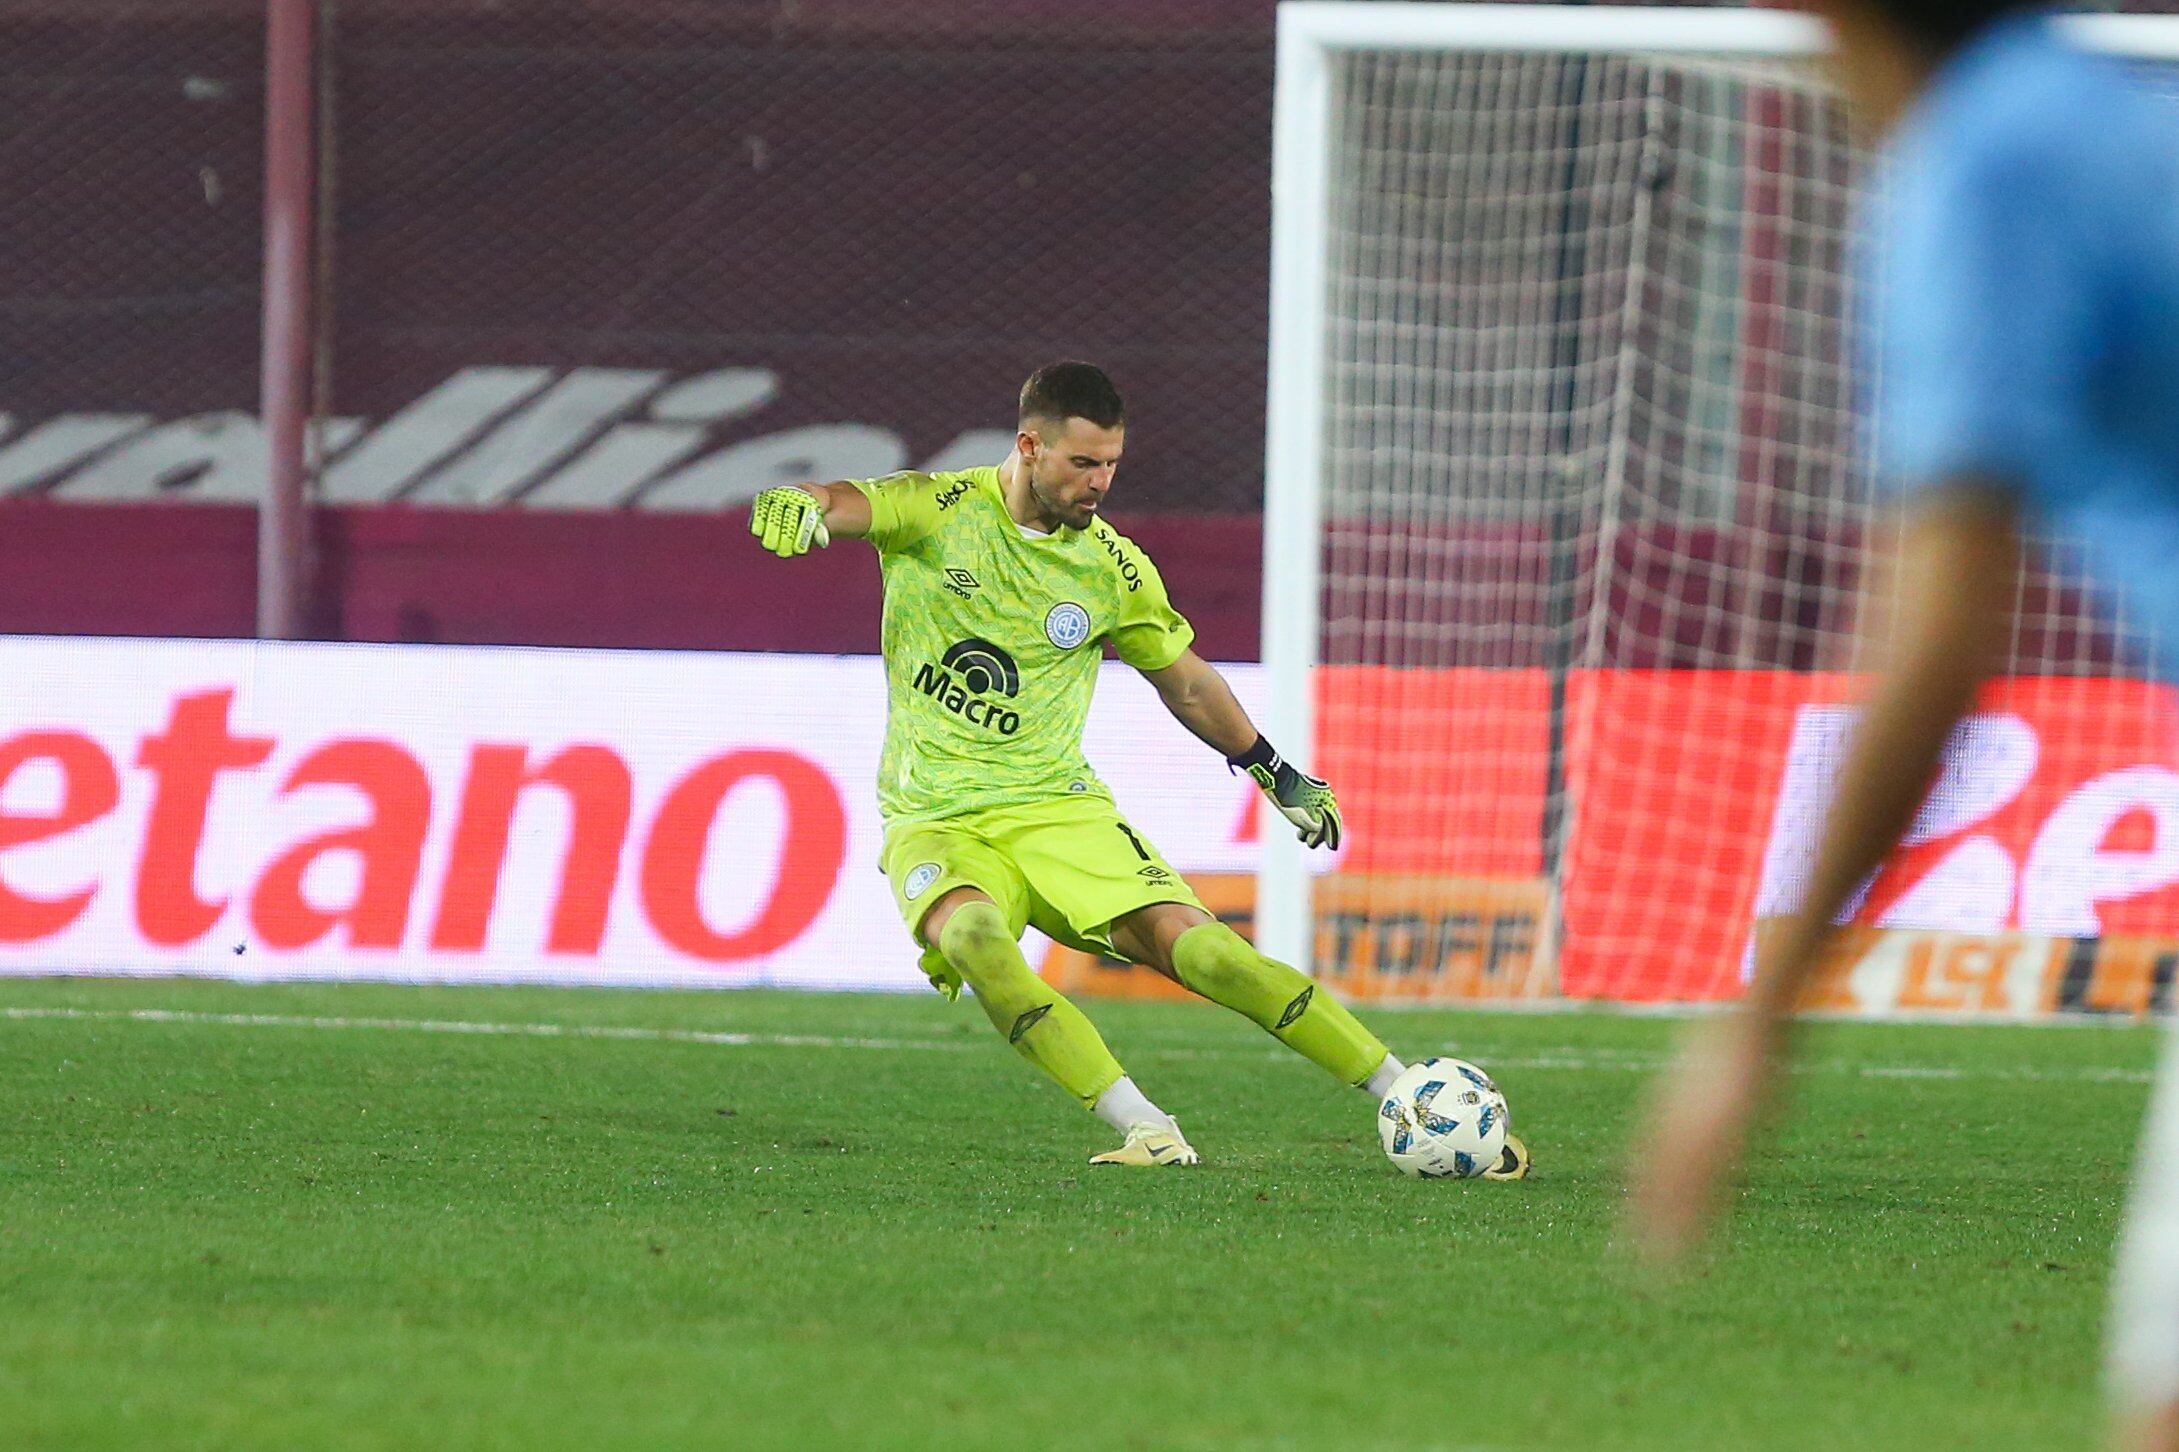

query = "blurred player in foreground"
[749, 361, 1529, 1175]
[1626, 2, 2179, 1444]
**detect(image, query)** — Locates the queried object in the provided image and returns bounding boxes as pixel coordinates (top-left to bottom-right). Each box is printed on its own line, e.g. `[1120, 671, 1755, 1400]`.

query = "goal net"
[1262, 5, 2179, 1009]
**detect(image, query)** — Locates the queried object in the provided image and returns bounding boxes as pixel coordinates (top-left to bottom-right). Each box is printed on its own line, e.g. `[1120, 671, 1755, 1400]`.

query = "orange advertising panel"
[1559, 670, 1834, 1000]
[1563, 670, 2179, 1000]
[1058, 667, 2179, 1011]
[1040, 873, 1553, 1004]
[1314, 666, 1551, 877]
[1783, 927, 2179, 1020]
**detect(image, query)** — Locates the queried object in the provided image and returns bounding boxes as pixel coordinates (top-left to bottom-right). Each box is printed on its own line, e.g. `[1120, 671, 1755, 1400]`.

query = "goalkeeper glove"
[750, 486, 831, 558]
[1227, 736, 1342, 850]
[923, 960, 964, 1003]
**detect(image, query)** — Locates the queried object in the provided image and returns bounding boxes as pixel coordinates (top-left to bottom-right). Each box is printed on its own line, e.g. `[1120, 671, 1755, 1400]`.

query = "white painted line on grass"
[0, 1005, 964, 1054]
[0, 1004, 2158, 1085]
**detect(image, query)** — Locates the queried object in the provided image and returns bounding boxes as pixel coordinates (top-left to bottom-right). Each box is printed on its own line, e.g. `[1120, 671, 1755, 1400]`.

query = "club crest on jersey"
[904, 863, 942, 900]
[1045, 602, 1092, 650]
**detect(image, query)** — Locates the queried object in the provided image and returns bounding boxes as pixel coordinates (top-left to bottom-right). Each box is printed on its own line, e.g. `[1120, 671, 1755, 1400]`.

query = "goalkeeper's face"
[1021, 417, 1124, 530]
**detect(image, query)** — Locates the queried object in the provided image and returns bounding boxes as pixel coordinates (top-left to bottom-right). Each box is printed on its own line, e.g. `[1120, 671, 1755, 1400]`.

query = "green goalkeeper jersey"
[849, 466, 1196, 828]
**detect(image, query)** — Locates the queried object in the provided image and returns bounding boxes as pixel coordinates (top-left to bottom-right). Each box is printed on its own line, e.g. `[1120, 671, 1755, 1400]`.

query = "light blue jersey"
[1874, 11, 2179, 667]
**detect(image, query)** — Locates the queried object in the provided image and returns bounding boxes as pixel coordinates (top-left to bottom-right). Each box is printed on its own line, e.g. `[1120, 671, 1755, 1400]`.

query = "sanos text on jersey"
[1096, 527, 1143, 592]
[911, 662, 1022, 736]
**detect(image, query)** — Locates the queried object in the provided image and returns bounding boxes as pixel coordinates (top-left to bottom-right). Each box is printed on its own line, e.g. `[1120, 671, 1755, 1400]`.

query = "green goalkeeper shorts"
[881, 795, 1208, 981]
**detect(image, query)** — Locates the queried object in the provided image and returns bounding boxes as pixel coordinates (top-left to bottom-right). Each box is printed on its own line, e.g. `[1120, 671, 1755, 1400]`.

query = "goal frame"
[1258, 2, 2179, 973]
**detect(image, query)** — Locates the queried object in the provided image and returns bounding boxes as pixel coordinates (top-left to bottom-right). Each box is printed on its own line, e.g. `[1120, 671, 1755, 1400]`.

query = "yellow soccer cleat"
[1090, 1121, 1201, 1167]
[1480, 1133, 1531, 1181]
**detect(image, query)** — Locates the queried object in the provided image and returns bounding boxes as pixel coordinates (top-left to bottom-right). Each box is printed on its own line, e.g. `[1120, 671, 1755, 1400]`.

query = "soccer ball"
[1377, 1057, 1510, 1179]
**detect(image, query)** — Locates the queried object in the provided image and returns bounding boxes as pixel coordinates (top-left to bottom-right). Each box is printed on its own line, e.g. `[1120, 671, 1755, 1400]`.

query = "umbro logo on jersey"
[1137, 865, 1172, 881]
[943, 568, 981, 599]
[933, 480, 971, 511]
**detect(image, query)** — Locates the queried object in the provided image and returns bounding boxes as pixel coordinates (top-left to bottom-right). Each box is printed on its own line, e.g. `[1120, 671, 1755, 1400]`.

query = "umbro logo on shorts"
[1138, 865, 1172, 881]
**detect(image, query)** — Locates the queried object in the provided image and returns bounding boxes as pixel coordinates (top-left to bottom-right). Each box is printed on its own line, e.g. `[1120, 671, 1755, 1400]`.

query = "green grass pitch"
[0, 974, 2156, 1451]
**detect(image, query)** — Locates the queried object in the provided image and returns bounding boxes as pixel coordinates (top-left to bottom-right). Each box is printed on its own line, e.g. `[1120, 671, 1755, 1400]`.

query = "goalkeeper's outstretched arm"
[748, 483, 872, 557]
[1143, 649, 1342, 850]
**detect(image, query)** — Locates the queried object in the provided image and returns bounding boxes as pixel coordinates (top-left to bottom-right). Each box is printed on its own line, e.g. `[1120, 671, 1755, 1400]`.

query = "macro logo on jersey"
[1044, 602, 1092, 650]
[912, 638, 1022, 736]
[938, 639, 1018, 697]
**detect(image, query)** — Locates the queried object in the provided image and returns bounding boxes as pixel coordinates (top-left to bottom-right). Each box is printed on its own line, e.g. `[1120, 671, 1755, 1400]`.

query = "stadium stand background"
[0, 0, 2155, 655]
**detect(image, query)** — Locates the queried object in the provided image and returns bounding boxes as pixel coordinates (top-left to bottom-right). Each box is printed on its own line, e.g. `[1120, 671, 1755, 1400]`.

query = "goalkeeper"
[750, 360, 1527, 1175]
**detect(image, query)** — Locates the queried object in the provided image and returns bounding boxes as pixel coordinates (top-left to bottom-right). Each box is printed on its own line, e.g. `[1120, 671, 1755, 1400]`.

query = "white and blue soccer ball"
[1377, 1057, 1510, 1179]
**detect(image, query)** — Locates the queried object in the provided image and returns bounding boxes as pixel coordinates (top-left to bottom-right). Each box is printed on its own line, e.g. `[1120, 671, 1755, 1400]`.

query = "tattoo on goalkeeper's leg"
[929, 895, 1170, 1126]
[1140, 914, 1398, 1093]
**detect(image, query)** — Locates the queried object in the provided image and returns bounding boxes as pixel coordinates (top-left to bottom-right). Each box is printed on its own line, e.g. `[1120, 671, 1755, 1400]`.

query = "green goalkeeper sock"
[938, 901, 1126, 1109]
[1170, 921, 1389, 1088]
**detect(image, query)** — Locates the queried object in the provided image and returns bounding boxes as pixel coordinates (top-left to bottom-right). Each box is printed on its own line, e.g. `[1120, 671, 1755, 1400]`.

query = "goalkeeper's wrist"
[1225, 735, 1283, 775]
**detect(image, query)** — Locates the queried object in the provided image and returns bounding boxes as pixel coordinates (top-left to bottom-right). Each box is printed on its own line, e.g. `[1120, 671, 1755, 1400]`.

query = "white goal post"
[1259, 4, 2179, 992]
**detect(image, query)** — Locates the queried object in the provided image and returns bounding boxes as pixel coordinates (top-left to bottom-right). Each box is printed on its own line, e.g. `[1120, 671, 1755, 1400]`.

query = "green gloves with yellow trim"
[750, 486, 831, 558]
[1227, 736, 1343, 851]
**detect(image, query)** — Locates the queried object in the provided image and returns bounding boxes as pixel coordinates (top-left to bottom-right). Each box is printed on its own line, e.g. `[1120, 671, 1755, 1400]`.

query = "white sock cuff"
[1093, 1075, 1175, 1133]
[1364, 1054, 1405, 1100]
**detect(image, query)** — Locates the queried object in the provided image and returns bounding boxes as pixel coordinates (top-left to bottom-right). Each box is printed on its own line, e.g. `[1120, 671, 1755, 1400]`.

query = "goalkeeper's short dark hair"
[1866, 0, 2036, 54]
[1019, 361, 1126, 430]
